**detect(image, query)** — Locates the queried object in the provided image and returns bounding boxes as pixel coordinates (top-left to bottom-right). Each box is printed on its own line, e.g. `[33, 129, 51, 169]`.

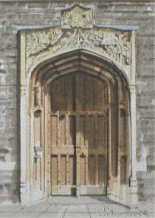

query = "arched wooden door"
[49, 72, 109, 195]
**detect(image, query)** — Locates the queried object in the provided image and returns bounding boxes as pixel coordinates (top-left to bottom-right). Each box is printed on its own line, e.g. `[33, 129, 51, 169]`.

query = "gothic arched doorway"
[29, 50, 130, 200]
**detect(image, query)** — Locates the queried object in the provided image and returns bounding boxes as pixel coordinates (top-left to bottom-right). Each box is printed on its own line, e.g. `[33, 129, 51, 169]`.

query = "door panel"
[80, 155, 86, 185]
[59, 115, 66, 146]
[51, 155, 58, 193]
[98, 155, 106, 185]
[60, 155, 67, 185]
[88, 155, 96, 185]
[51, 115, 58, 146]
[69, 155, 75, 185]
[50, 73, 108, 195]
[51, 114, 76, 195]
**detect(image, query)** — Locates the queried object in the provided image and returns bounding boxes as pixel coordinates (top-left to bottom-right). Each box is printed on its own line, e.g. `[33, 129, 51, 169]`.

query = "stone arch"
[26, 49, 131, 203]
[28, 49, 129, 87]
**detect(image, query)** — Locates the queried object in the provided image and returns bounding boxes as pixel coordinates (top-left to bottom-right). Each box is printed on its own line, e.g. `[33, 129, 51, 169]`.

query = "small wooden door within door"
[50, 73, 108, 195]
[50, 113, 76, 195]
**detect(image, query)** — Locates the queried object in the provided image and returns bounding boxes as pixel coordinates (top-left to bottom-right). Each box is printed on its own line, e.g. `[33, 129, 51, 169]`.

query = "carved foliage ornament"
[24, 5, 132, 72]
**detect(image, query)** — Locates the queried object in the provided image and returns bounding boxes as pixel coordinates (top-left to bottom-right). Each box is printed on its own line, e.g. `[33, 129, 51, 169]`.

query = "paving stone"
[67, 205, 88, 213]
[64, 214, 90, 218]
[38, 213, 63, 218]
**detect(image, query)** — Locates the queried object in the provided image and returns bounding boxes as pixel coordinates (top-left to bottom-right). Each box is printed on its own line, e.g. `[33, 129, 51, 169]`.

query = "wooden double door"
[50, 73, 109, 195]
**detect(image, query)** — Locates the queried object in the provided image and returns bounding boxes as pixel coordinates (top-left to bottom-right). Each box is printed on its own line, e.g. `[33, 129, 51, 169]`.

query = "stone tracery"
[26, 28, 131, 73]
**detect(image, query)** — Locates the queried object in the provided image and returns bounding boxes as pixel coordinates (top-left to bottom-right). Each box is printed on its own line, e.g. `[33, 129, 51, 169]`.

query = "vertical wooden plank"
[97, 115, 104, 147]
[104, 116, 108, 149]
[111, 84, 118, 177]
[69, 155, 74, 185]
[75, 73, 80, 111]
[50, 79, 59, 112]
[51, 77, 66, 112]
[75, 73, 85, 111]
[120, 156, 127, 184]
[79, 115, 85, 146]
[59, 115, 66, 146]
[66, 115, 69, 145]
[80, 155, 86, 185]
[76, 115, 80, 146]
[104, 85, 109, 105]
[94, 79, 102, 111]
[65, 74, 73, 111]
[51, 155, 58, 193]
[86, 115, 94, 149]
[57, 113, 60, 147]
[94, 114, 98, 149]
[60, 76, 66, 111]
[75, 114, 80, 187]
[57, 155, 61, 189]
[75, 114, 81, 186]
[68, 115, 75, 145]
[88, 155, 96, 185]
[95, 155, 98, 185]
[84, 75, 94, 111]
[60, 155, 67, 185]
[94, 79, 107, 111]
[51, 115, 58, 146]
[98, 155, 105, 185]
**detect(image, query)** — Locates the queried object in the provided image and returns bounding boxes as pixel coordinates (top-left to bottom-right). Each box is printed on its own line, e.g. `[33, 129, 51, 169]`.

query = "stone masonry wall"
[0, 0, 154, 203]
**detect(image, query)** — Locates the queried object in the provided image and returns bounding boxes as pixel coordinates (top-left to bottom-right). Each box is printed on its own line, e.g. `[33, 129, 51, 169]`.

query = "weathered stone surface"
[0, 0, 154, 203]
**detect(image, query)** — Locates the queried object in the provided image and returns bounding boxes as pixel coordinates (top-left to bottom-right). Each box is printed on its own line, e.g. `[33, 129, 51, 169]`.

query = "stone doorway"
[25, 49, 132, 203]
[19, 4, 138, 205]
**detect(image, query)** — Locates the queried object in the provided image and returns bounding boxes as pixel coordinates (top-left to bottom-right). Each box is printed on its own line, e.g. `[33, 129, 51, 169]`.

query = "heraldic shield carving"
[61, 4, 94, 28]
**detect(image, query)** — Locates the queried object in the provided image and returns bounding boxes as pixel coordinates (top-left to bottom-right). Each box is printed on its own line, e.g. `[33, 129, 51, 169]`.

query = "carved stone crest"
[61, 5, 93, 28]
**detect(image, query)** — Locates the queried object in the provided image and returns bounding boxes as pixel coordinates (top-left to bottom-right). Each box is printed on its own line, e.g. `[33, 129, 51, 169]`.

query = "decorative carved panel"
[19, 4, 133, 80]
[25, 28, 131, 74]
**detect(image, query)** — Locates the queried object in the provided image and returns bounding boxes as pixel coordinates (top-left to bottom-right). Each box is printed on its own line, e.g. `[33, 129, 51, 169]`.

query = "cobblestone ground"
[0, 197, 154, 218]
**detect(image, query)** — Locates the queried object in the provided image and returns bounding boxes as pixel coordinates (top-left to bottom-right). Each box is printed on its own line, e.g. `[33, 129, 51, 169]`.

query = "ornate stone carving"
[26, 28, 63, 57]
[61, 5, 93, 28]
[25, 28, 131, 71]
[23, 4, 132, 74]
